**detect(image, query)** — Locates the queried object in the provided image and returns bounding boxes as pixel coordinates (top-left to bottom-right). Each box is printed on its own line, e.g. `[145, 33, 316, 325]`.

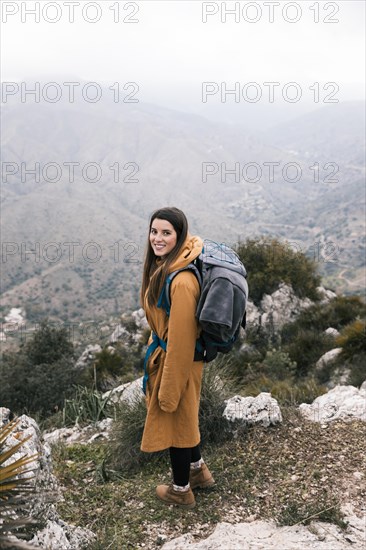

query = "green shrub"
[317, 350, 366, 389]
[198, 359, 235, 447]
[315, 356, 344, 386]
[62, 386, 116, 427]
[316, 319, 366, 389]
[0, 319, 82, 418]
[93, 348, 123, 390]
[280, 298, 366, 383]
[107, 395, 152, 474]
[335, 319, 366, 359]
[260, 348, 297, 381]
[231, 347, 297, 391]
[0, 353, 80, 418]
[283, 330, 333, 378]
[23, 318, 75, 364]
[235, 237, 320, 305]
[245, 326, 275, 356]
[345, 354, 366, 387]
[241, 374, 325, 405]
[113, 345, 144, 379]
[281, 297, 366, 340]
[89, 319, 147, 390]
[277, 492, 346, 528]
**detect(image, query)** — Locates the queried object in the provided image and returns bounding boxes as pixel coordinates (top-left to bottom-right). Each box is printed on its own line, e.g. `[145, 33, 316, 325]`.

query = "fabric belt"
[142, 331, 167, 395]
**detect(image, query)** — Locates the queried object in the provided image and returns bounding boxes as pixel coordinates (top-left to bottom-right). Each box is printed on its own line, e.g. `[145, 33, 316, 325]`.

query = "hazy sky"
[1, 0, 365, 125]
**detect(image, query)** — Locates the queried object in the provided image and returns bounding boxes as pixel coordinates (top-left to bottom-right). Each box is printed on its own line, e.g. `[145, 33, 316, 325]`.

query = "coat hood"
[168, 233, 203, 273]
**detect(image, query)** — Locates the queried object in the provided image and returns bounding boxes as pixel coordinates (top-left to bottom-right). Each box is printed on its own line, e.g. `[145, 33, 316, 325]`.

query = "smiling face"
[149, 218, 178, 259]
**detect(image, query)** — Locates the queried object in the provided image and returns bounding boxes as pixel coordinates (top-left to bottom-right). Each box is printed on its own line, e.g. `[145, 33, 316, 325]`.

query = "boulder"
[324, 327, 340, 338]
[161, 504, 365, 549]
[30, 520, 95, 550]
[75, 344, 102, 369]
[108, 323, 130, 344]
[0, 407, 96, 548]
[223, 393, 282, 427]
[241, 283, 323, 333]
[109, 309, 148, 345]
[131, 307, 149, 330]
[299, 385, 366, 422]
[43, 418, 113, 446]
[315, 348, 342, 369]
[317, 286, 337, 304]
[245, 301, 261, 328]
[260, 283, 312, 331]
[103, 377, 144, 405]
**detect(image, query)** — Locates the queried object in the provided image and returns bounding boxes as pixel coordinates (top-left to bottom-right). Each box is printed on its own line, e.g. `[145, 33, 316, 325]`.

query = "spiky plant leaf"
[0, 417, 41, 549]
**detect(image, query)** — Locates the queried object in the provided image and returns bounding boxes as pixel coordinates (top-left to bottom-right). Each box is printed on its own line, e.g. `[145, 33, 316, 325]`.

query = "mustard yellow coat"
[140, 235, 204, 453]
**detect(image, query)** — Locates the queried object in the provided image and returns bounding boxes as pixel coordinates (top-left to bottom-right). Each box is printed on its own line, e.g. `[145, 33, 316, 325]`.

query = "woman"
[140, 207, 215, 509]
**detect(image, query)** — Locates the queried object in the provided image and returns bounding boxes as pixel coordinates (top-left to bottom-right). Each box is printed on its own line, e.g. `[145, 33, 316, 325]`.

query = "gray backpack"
[157, 240, 249, 362]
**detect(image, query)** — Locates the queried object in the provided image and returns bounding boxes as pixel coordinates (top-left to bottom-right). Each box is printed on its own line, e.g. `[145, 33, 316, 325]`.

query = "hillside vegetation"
[1, 238, 365, 421]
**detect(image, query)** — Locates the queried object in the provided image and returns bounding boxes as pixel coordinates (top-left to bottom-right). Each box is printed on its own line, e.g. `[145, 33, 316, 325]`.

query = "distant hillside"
[1, 89, 365, 322]
[267, 101, 365, 166]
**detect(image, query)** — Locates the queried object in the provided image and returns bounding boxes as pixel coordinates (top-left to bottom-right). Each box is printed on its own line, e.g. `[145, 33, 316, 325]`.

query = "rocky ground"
[42, 384, 366, 549]
[2, 383, 365, 549]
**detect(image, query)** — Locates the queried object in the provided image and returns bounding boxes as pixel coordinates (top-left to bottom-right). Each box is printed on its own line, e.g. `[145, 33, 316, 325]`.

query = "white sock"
[173, 483, 190, 492]
[190, 458, 205, 470]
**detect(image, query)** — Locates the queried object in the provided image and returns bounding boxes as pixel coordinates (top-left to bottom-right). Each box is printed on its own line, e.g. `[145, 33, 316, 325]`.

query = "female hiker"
[140, 206, 215, 509]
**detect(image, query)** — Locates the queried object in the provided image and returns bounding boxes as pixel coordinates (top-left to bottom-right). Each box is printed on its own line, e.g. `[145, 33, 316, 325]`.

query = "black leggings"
[169, 445, 201, 486]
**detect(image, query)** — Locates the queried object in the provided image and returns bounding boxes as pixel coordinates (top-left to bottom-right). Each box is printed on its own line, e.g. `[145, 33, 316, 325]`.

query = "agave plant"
[0, 417, 40, 549]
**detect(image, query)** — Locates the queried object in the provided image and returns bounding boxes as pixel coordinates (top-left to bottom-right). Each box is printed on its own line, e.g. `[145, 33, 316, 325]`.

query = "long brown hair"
[140, 207, 188, 308]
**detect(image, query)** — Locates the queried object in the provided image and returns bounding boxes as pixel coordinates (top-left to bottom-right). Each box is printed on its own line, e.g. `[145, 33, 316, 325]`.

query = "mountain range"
[1, 85, 365, 323]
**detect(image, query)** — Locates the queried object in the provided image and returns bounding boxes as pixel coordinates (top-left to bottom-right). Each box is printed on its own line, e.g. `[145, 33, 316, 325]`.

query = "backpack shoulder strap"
[157, 263, 202, 317]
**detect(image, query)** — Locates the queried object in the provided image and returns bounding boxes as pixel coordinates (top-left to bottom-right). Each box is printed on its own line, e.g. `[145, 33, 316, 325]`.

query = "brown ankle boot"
[189, 464, 215, 490]
[156, 484, 196, 508]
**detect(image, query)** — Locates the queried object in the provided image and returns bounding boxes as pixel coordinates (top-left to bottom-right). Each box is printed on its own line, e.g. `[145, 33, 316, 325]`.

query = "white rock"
[109, 323, 130, 344]
[108, 309, 148, 344]
[242, 284, 323, 334]
[324, 327, 340, 337]
[162, 505, 365, 549]
[360, 380, 366, 391]
[75, 344, 102, 369]
[245, 301, 261, 328]
[132, 308, 149, 329]
[239, 343, 257, 354]
[103, 377, 144, 405]
[260, 283, 312, 331]
[223, 393, 282, 427]
[316, 348, 342, 369]
[30, 519, 95, 549]
[30, 520, 74, 549]
[44, 418, 113, 446]
[299, 385, 366, 422]
[317, 286, 337, 303]
[0, 407, 11, 424]
[4, 307, 25, 323]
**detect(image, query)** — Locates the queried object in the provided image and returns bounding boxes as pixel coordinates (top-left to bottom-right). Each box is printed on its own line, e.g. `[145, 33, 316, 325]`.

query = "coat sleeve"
[158, 271, 200, 413]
